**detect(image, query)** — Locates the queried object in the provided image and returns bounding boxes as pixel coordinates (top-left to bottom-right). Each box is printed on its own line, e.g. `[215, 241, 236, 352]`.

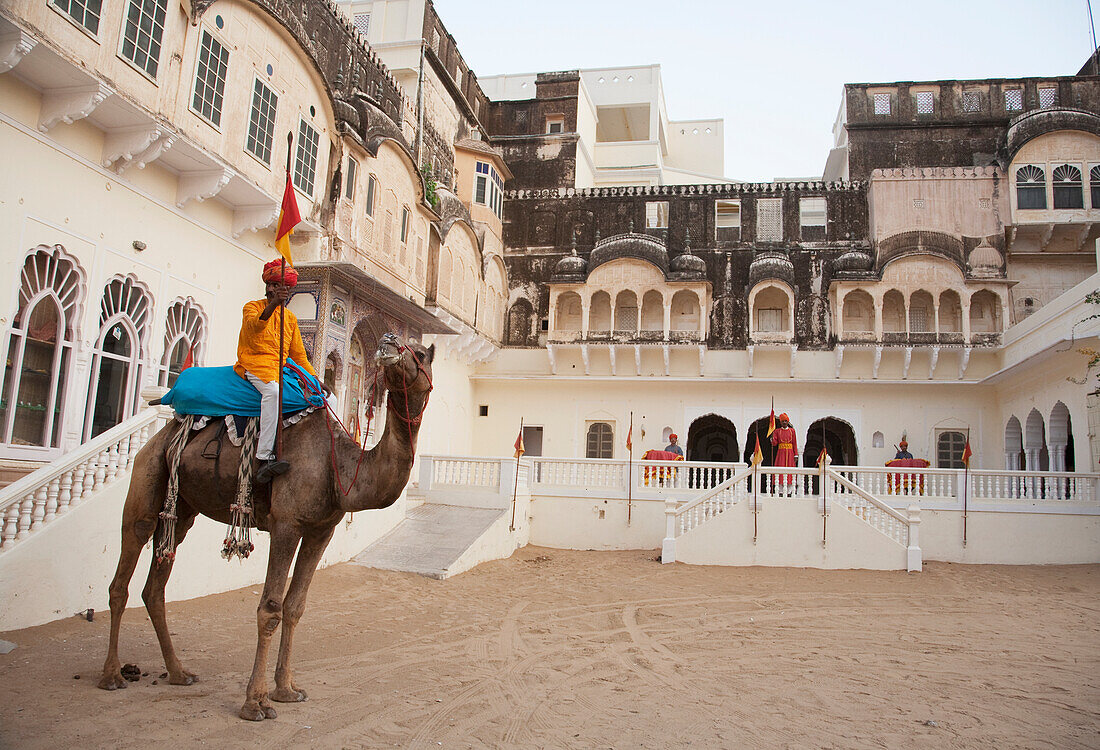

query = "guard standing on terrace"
[665, 433, 684, 457]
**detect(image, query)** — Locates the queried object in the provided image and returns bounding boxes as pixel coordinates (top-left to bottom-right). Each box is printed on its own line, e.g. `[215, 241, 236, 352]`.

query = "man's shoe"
[256, 459, 290, 484]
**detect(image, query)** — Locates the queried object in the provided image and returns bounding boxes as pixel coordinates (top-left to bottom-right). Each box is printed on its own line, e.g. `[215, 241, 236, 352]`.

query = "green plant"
[421, 162, 439, 209]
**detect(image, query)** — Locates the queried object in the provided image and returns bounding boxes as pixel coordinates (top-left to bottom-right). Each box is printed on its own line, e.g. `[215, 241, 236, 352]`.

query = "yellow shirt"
[233, 299, 319, 383]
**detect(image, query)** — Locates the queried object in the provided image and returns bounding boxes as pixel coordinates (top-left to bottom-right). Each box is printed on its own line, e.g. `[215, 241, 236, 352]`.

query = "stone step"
[351, 503, 506, 579]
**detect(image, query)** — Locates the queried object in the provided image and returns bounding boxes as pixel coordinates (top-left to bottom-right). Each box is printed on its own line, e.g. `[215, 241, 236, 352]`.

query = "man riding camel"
[235, 260, 329, 483]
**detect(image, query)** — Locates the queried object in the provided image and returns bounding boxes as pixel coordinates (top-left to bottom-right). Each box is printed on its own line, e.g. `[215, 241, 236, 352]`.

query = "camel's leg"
[240, 523, 301, 721]
[142, 506, 199, 686]
[271, 526, 335, 702]
[98, 448, 167, 691]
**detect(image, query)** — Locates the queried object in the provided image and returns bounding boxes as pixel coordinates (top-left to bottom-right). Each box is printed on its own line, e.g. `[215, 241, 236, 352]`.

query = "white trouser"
[246, 372, 338, 460]
[246, 373, 280, 460]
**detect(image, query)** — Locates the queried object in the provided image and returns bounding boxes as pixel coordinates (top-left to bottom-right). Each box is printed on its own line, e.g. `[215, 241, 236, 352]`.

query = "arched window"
[1015, 165, 1046, 210]
[589, 292, 612, 332]
[586, 422, 613, 459]
[936, 431, 967, 468]
[159, 298, 207, 388]
[1, 246, 83, 450]
[85, 276, 151, 440]
[842, 290, 874, 333]
[882, 290, 905, 332]
[640, 290, 663, 332]
[671, 290, 701, 332]
[555, 292, 582, 333]
[1090, 165, 1100, 209]
[908, 290, 934, 332]
[614, 290, 638, 333]
[1052, 164, 1084, 209]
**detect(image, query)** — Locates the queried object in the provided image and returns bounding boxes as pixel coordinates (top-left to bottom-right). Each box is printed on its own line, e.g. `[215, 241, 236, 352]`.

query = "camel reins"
[319, 343, 433, 497]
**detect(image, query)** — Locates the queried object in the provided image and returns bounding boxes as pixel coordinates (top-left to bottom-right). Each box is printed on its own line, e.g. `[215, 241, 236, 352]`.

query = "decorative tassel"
[222, 417, 259, 561]
[155, 415, 194, 564]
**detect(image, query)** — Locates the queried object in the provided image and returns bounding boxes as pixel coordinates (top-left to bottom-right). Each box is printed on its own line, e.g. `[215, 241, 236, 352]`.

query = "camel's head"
[375, 333, 435, 395]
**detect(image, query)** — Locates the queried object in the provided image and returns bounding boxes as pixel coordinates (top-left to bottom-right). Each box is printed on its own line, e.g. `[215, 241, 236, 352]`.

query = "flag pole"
[962, 426, 970, 548]
[276, 131, 292, 461]
[821, 421, 827, 547]
[752, 433, 760, 545]
[627, 411, 633, 526]
[510, 418, 522, 531]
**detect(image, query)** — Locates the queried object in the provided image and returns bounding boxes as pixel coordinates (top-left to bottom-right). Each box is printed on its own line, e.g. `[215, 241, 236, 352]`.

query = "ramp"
[352, 504, 507, 579]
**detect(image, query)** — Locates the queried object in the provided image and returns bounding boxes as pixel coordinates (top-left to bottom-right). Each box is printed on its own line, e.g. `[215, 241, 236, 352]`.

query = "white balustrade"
[0, 407, 169, 552]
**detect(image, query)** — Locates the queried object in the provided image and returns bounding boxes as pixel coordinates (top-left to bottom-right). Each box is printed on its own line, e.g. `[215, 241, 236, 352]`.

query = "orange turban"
[262, 259, 298, 287]
[779, 413, 789, 422]
[669, 433, 678, 441]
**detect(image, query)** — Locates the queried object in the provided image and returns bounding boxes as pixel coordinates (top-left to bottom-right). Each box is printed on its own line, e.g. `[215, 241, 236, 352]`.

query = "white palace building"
[0, 0, 1098, 629]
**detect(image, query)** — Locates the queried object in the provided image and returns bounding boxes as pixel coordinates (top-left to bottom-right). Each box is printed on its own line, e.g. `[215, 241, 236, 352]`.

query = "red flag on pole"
[275, 170, 302, 265]
[513, 427, 525, 459]
[961, 439, 973, 468]
[817, 445, 830, 468]
[626, 425, 632, 452]
[752, 434, 763, 466]
[767, 406, 776, 437]
[181, 344, 194, 372]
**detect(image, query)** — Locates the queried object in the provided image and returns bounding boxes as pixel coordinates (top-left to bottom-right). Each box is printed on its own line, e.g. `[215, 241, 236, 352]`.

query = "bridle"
[320, 339, 433, 497]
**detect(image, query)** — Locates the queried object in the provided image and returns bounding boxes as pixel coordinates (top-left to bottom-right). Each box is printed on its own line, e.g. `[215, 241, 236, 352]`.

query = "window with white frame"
[474, 161, 503, 220]
[756, 197, 783, 241]
[0, 246, 82, 450]
[121, 0, 167, 77]
[915, 91, 934, 115]
[961, 90, 982, 113]
[545, 114, 564, 134]
[1091, 165, 1100, 208]
[716, 199, 740, 241]
[245, 77, 278, 164]
[51, 0, 101, 34]
[293, 119, 320, 196]
[365, 174, 377, 217]
[192, 30, 229, 126]
[1004, 88, 1023, 111]
[586, 422, 614, 459]
[873, 92, 891, 115]
[344, 157, 357, 201]
[799, 197, 826, 240]
[353, 12, 370, 36]
[85, 276, 151, 440]
[159, 298, 205, 388]
[1015, 165, 1046, 209]
[1052, 164, 1084, 209]
[1038, 86, 1058, 108]
[646, 201, 669, 229]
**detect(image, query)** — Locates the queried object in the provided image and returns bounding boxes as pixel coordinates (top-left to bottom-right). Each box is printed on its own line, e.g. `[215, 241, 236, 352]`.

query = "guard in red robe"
[770, 412, 798, 487]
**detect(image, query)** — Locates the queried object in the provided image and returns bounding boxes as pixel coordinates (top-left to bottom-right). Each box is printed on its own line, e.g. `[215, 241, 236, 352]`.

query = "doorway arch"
[686, 414, 739, 462]
[742, 416, 777, 466]
[803, 417, 858, 467]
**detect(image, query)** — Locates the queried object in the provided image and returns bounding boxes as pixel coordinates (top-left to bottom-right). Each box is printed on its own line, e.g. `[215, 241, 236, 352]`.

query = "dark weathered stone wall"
[502, 183, 870, 351]
[845, 77, 1100, 179]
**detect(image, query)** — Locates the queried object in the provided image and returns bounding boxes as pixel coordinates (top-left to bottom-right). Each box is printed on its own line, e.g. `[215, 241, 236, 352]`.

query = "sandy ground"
[0, 548, 1098, 750]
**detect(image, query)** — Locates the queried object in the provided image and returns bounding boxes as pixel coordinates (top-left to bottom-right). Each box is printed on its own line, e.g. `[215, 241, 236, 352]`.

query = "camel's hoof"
[168, 670, 198, 686]
[98, 673, 128, 691]
[239, 702, 275, 721]
[271, 686, 308, 702]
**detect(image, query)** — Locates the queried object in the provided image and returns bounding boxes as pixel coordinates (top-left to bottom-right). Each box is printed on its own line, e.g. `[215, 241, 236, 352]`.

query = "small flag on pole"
[817, 445, 830, 468]
[751, 434, 763, 466]
[961, 438, 973, 468]
[181, 344, 194, 372]
[275, 170, 302, 265]
[767, 406, 776, 437]
[513, 427, 525, 459]
[626, 424, 632, 452]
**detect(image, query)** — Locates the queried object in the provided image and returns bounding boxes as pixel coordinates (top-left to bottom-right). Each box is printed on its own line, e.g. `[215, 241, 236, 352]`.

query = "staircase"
[661, 465, 921, 571]
[352, 503, 510, 579]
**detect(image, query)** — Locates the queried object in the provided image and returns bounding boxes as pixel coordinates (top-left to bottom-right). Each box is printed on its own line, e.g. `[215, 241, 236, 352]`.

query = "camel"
[97, 332, 434, 721]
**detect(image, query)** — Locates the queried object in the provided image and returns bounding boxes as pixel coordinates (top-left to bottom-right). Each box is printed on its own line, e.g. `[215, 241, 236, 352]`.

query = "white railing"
[669, 465, 754, 537]
[827, 469, 913, 547]
[834, 465, 1100, 510]
[430, 456, 502, 489]
[528, 456, 740, 500]
[0, 406, 171, 552]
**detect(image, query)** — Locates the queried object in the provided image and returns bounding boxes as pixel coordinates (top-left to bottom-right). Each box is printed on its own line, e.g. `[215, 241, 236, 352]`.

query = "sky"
[433, 0, 1098, 182]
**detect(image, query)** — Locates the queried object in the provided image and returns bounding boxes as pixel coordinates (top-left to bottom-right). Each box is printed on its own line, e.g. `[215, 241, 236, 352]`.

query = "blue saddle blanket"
[160, 360, 326, 417]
